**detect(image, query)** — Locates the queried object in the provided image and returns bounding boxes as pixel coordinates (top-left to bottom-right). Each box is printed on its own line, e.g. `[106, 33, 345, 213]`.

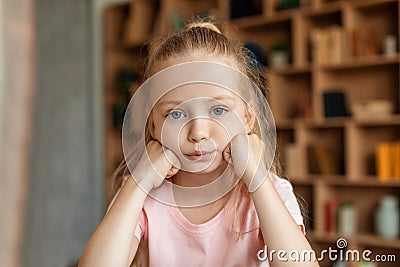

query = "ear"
[244, 106, 256, 134]
[148, 115, 156, 140]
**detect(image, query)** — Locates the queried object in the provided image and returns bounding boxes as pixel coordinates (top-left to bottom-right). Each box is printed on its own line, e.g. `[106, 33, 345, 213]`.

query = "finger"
[163, 147, 182, 169]
[223, 143, 232, 164]
[166, 166, 179, 179]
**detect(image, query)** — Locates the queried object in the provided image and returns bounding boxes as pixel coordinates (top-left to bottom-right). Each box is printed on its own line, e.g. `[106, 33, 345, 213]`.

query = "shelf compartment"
[269, 71, 312, 123]
[346, 0, 399, 59]
[298, 126, 345, 176]
[303, 8, 343, 63]
[238, 18, 292, 62]
[346, 123, 400, 179]
[315, 183, 400, 236]
[315, 64, 400, 120]
[292, 183, 315, 232]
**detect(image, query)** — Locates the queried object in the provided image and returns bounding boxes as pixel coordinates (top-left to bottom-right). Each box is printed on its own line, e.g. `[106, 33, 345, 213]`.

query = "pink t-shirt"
[131, 173, 305, 267]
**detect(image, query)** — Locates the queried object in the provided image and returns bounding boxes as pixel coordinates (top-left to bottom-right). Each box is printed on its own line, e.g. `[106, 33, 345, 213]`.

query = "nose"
[187, 118, 209, 143]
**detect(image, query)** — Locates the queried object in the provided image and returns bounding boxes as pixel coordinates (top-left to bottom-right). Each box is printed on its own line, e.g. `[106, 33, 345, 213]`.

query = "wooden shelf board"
[351, 115, 400, 127]
[300, 117, 349, 128]
[290, 178, 315, 186]
[268, 64, 311, 75]
[319, 55, 400, 71]
[350, 0, 399, 11]
[324, 177, 400, 188]
[276, 119, 296, 129]
[272, 5, 313, 18]
[308, 231, 400, 249]
[231, 0, 345, 29]
[105, 38, 150, 51]
[289, 116, 400, 129]
[307, 231, 340, 244]
[231, 14, 290, 29]
[356, 233, 400, 249]
[309, 174, 346, 183]
[302, 1, 343, 17]
[290, 176, 400, 188]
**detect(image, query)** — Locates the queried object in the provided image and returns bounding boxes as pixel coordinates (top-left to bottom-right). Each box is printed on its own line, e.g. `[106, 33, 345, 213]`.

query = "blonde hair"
[109, 21, 286, 267]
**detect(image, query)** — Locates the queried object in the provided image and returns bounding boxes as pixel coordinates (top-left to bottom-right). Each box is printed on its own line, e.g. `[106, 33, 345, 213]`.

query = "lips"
[184, 150, 215, 160]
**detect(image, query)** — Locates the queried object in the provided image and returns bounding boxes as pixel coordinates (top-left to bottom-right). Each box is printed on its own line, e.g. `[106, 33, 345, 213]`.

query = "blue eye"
[211, 107, 227, 116]
[167, 110, 185, 119]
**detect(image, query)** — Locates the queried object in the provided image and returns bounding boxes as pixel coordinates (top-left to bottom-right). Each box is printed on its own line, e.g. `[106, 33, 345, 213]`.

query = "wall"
[21, 0, 104, 266]
[0, 0, 34, 266]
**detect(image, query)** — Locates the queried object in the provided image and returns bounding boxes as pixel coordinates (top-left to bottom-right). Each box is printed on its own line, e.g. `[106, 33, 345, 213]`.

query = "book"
[393, 141, 400, 181]
[323, 91, 348, 118]
[325, 198, 342, 234]
[376, 142, 393, 182]
[307, 145, 339, 175]
[285, 144, 307, 178]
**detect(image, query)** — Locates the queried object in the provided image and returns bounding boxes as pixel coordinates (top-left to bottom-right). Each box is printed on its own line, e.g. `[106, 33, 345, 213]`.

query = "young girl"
[79, 22, 318, 267]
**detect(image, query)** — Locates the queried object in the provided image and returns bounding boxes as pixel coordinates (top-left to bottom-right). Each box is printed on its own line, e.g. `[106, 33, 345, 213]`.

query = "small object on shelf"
[322, 90, 348, 118]
[275, 0, 300, 11]
[244, 42, 267, 68]
[169, 12, 185, 31]
[269, 42, 289, 70]
[383, 34, 397, 58]
[375, 195, 399, 239]
[337, 202, 357, 236]
[230, 0, 262, 19]
[351, 100, 394, 120]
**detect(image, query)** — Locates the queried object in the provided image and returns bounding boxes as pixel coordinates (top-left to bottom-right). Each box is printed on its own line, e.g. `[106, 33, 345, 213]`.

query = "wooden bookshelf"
[104, 0, 400, 265]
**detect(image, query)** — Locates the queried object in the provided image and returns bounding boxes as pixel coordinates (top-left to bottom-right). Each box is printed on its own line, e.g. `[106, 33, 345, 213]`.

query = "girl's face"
[150, 83, 254, 174]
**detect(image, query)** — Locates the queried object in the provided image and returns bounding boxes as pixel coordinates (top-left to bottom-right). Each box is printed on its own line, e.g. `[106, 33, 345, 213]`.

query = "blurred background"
[1, 0, 400, 266]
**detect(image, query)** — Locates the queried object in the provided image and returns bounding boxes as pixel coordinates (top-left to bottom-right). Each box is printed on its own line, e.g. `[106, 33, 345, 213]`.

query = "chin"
[193, 161, 228, 174]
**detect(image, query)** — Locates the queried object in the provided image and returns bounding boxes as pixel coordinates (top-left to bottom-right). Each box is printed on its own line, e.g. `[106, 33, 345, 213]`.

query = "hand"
[223, 134, 268, 191]
[132, 140, 181, 192]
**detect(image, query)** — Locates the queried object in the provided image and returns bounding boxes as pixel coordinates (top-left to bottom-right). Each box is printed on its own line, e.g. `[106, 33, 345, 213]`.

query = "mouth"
[184, 150, 215, 161]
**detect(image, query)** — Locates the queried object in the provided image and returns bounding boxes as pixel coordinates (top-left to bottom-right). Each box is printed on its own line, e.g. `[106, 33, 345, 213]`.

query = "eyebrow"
[156, 95, 238, 108]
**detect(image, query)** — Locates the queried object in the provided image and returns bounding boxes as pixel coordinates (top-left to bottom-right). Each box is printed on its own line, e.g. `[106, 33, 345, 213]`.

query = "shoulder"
[269, 172, 293, 190]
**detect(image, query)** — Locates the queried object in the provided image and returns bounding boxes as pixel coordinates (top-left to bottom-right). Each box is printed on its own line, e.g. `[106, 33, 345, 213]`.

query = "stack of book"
[376, 141, 400, 182]
[325, 199, 357, 236]
[307, 145, 339, 175]
[310, 25, 379, 65]
[311, 25, 346, 64]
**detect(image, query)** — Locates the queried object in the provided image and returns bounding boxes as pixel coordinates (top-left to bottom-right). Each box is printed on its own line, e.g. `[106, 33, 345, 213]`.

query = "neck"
[172, 162, 228, 187]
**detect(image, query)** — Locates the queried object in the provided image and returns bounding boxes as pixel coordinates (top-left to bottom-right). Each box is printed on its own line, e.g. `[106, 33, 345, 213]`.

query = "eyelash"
[166, 106, 229, 119]
[210, 106, 228, 116]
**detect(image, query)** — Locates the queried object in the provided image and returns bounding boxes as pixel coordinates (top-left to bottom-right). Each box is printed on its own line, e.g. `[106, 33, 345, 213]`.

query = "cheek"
[158, 120, 182, 152]
[217, 113, 248, 139]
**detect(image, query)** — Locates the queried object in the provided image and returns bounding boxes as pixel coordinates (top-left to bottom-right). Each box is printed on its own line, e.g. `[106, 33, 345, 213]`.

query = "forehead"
[155, 83, 241, 107]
